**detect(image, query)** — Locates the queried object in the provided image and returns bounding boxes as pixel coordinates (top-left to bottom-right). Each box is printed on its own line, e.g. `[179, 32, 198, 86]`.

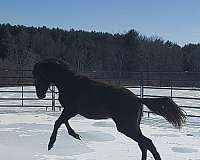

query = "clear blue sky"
[0, 0, 200, 46]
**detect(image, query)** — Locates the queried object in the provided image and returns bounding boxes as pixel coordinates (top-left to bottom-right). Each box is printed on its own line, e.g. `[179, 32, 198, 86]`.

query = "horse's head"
[32, 62, 51, 99]
[32, 58, 72, 99]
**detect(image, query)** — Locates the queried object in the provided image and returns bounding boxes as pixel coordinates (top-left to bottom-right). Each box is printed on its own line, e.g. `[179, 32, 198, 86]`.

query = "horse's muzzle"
[37, 93, 46, 99]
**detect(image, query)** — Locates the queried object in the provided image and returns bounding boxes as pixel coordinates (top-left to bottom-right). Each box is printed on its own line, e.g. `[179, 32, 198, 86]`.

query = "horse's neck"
[53, 73, 75, 93]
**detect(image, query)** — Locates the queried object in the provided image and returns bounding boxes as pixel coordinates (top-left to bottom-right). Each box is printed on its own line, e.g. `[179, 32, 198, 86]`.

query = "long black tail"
[140, 97, 186, 128]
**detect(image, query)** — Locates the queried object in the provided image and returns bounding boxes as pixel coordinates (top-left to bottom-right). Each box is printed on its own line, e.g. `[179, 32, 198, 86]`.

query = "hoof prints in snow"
[171, 147, 198, 153]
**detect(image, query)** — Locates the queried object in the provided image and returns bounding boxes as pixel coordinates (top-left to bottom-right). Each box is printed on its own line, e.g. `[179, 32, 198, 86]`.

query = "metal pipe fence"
[0, 69, 200, 117]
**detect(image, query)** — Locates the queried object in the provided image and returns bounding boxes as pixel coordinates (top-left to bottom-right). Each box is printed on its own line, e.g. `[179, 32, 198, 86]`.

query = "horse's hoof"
[69, 131, 81, 140]
[74, 134, 81, 140]
[48, 144, 53, 151]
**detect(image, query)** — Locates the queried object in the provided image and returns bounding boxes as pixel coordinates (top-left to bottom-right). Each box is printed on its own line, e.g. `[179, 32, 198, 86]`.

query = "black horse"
[32, 58, 186, 160]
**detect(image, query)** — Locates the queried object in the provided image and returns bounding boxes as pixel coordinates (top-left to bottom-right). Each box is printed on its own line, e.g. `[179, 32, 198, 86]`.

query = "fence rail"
[0, 69, 200, 117]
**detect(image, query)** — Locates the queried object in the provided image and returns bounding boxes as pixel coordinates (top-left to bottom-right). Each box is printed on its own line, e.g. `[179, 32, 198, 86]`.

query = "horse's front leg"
[65, 122, 81, 140]
[48, 110, 76, 150]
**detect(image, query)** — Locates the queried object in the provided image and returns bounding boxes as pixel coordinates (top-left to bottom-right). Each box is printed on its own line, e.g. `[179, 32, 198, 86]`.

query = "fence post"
[118, 70, 121, 86]
[52, 85, 55, 111]
[140, 72, 150, 118]
[140, 72, 144, 99]
[140, 72, 148, 117]
[21, 68, 24, 107]
[170, 80, 173, 98]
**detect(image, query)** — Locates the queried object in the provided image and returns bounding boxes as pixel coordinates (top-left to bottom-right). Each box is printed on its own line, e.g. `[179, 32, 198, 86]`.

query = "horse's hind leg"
[138, 142, 147, 160]
[115, 120, 161, 160]
[138, 134, 161, 160]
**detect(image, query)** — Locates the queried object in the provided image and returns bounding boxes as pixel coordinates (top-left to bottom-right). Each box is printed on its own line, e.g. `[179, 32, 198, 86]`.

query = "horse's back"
[77, 79, 142, 120]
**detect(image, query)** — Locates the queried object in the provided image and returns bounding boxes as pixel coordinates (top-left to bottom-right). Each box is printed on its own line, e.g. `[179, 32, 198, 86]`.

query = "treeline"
[0, 23, 200, 73]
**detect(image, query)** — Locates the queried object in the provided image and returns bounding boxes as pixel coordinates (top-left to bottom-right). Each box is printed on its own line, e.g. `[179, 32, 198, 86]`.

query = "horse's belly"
[78, 104, 111, 120]
[77, 90, 112, 119]
[80, 112, 110, 120]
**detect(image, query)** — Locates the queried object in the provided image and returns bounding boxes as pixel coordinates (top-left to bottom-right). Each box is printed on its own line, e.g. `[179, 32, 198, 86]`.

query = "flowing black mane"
[32, 58, 186, 160]
[32, 58, 72, 77]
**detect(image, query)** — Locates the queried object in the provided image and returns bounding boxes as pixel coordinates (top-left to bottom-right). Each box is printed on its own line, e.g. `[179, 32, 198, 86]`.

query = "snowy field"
[0, 86, 200, 160]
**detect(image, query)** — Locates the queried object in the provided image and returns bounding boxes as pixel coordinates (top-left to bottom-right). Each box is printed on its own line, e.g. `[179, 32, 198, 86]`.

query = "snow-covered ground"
[0, 86, 200, 160]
